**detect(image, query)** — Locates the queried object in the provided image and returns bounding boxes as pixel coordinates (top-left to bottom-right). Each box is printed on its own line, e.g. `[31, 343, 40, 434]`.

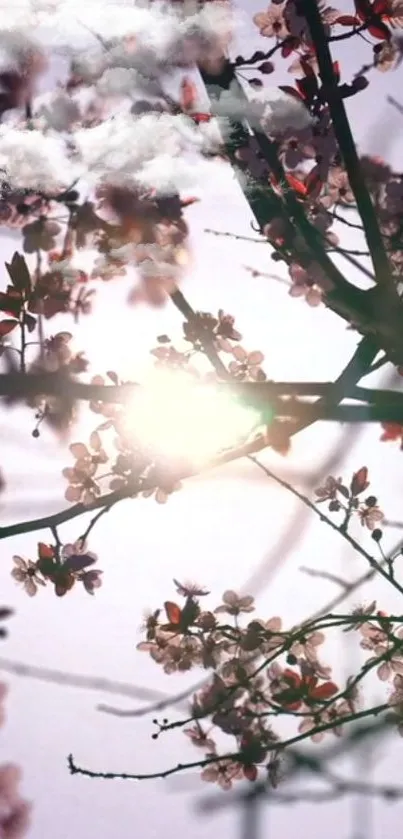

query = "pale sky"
[1, 2, 403, 838]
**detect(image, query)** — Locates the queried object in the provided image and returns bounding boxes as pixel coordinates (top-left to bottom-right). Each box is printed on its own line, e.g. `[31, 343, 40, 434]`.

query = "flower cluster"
[136, 578, 403, 790]
[314, 466, 385, 532]
[137, 581, 369, 789]
[11, 540, 102, 597]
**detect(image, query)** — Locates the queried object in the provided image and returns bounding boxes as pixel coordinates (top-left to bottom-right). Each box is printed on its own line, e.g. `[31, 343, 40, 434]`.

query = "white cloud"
[72, 110, 227, 195]
[0, 126, 81, 191]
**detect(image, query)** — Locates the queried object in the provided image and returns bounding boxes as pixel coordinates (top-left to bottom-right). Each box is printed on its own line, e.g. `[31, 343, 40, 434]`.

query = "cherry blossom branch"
[1, 370, 402, 408]
[327, 23, 369, 42]
[248, 455, 403, 597]
[302, 1, 395, 299]
[233, 40, 293, 68]
[201, 70, 383, 340]
[67, 702, 392, 782]
[0, 337, 387, 544]
[67, 750, 243, 782]
[0, 434, 270, 541]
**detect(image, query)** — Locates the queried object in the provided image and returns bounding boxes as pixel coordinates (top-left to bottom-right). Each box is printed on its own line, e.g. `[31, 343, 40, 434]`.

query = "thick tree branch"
[302, 0, 396, 298]
[0, 370, 402, 408]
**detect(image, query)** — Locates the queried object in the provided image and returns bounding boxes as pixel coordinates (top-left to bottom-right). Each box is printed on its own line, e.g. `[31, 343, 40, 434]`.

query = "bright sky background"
[1, 1, 403, 838]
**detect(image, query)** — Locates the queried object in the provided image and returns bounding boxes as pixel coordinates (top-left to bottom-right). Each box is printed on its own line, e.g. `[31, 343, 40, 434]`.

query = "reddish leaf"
[278, 85, 304, 102]
[0, 290, 22, 317]
[380, 422, 403, 441]
[333, 61, 340, 82]
[106, 370, 119, 384]
[350, 466, 370, 496]
[334, 14, 361, 24]
[283, 668, 300, 687]
[189, 112, 212, 124]
[311, 681, 339, 700]
[286, 173, 307, 196]
[180, 77, 198, 112]
[0, 319, 18, 337]
[296, 76, 317, 100]
[243, 765, 258, 782]
[281, 37, 299, 58]
[164, 601, 182, 625]
[373, 0, 390, 13]
[354, 0, 373, 20]
[5, 251, 31, 294]
[23, 312, 37, 333]
[38, 543, 55, 561]
[55, 575, 75, 596]
[368, 21, 390, 38]
[180, 196, 200, 207]
[305, 165, 323, 198]
[300, 56, 317, 77]
[64, 553, 96, 572]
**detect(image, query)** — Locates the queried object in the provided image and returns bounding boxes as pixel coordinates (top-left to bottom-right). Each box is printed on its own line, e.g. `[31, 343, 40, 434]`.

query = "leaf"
[334, 14, 361, 25]
[350, 466, 370, 496]
[5, 251, 31, 294]
[373, 0, 390, 13]
[38, 543, 55, 561]
[23, 312, 37, 333]
[107, 370, 119, 384]
[0, 290, 22, 317]
[354, 0, 373, 20]
[305, 165, 323, 199]
[281, 37, 299, 58]
[189, 112, 211, 124]
[64, 553, 96, 572]
[312, 681, 339, 700]
[243, 764, 258, 781]
[180, 77, 198, 112]
[248, 78, 263, 87]
[286, 173, 307, 196]
[368, 21, 391, 39]
[0, 319, 18, 337]
[278, 85, 304, 102]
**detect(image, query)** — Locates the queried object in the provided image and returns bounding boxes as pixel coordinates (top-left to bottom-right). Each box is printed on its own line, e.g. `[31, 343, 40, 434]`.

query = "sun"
[123, 369, 261, 467]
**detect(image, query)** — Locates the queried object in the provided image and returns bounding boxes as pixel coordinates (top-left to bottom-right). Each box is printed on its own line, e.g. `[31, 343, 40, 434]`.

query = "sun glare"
[124, 370, 261, 467]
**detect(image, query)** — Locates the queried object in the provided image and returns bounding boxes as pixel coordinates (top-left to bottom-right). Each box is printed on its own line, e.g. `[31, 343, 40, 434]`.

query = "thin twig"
[248, 455, 403, 598]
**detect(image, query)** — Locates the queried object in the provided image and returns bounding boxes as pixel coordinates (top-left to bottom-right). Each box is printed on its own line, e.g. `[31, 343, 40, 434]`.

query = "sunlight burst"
[124, 370, 261, 467]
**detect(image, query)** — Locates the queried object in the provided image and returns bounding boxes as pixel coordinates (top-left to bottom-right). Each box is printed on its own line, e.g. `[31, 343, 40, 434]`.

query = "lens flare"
[124, 369, 260, 467]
